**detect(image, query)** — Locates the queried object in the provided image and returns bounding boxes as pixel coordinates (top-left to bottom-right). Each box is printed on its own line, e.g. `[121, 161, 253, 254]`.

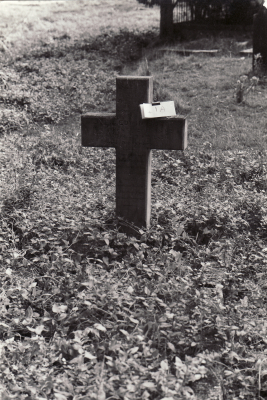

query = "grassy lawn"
[1, 1, 267, 399]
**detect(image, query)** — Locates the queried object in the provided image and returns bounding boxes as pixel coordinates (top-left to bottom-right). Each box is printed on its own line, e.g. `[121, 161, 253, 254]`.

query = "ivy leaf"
[160, 398, 174, 400]
[36, 325, 45, 335]
[52, 304, 68, 313]
[102, 257, 109, 265]
[144, 287, 150, 295]
[94, 323, 106, 332]
[129, 346, 139, 354]
[160, 360, 168, 371]
[127, 384, 135, 392]
[24, 306, 33, 323]
[27, 325, 44, 335]
[127, 286, 134, 294]
[141, 381, 156, 390]
[84, 351, 97, 360]
[5, 268, 12, 276]
[167, 342, 175, 352]
[129, 316, 138, 324]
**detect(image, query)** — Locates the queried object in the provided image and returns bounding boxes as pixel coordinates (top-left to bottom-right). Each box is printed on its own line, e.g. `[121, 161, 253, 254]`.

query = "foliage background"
[1, 0, 267, 399]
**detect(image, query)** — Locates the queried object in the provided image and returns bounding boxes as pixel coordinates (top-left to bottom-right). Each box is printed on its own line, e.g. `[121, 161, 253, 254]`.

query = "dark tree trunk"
[253, 6, 267, 70]
[160, 0, 174, 38]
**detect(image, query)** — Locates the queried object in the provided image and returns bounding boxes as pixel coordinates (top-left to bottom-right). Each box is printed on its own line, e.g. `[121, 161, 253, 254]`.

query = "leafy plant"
[1, 1, 267, 399]
[235, 75, 259, 104]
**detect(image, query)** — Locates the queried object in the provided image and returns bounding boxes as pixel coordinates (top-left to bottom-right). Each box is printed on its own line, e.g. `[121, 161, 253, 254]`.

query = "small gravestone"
[81, 76, 187, 235]
[253, 5, 267, 70]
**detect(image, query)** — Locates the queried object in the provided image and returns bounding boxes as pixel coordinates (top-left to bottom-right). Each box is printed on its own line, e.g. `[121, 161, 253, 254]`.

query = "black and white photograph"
[1, 1, 267, 399]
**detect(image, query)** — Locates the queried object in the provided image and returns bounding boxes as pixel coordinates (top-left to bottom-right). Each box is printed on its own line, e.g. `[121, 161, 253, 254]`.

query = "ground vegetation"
[1, 1, 267, 399]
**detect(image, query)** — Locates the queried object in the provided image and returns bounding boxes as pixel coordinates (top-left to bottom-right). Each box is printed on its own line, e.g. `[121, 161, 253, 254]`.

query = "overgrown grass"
[1, 1, 267, 400]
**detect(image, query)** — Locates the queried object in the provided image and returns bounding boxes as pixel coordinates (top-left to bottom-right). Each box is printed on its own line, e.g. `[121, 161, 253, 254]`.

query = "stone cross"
[81, 76, 187, 234]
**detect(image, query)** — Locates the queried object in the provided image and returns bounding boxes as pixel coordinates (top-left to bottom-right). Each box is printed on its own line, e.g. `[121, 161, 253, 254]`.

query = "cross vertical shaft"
[115, 77, 153, 229]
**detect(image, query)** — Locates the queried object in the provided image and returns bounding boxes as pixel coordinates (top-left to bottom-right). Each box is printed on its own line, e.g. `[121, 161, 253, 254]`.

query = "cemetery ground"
[2, 1, 267, 399]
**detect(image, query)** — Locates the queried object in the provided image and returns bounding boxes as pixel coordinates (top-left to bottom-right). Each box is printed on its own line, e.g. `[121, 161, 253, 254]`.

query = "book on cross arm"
[140, 101, 176, 119]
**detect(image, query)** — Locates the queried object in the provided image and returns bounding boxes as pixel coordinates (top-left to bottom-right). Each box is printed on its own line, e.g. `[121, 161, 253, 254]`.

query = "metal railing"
[173, 0, 259, 25]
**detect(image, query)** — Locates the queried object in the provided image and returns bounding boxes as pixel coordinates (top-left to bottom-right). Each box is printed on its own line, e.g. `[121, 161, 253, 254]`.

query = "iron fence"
[173, 0, 260, 25]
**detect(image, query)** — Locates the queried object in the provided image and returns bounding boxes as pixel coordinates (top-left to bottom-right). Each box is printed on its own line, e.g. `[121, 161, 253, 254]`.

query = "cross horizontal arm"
[145, 116, 187, 150]
[81, 113, 116, 148]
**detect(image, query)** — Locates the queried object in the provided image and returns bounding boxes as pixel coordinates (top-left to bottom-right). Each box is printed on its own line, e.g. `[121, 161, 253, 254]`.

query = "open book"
[140, 101, 176, 119]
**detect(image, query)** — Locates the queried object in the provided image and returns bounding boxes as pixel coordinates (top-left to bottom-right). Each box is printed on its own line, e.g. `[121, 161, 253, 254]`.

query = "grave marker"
[81, 76, 187, 234]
